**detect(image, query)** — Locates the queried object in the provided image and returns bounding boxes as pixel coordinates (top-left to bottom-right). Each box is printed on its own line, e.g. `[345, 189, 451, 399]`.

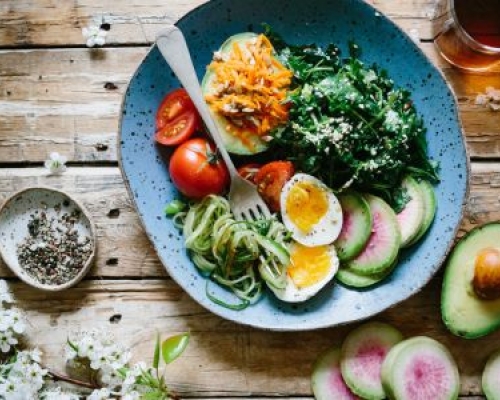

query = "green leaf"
[161, 332, 190, 364]
[66, 338, 79, 352]
[164, 199, 186, 216]
[153, 332, 160, 369]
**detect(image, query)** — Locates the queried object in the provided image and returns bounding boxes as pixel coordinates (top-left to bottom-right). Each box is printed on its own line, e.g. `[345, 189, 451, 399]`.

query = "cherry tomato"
[254, 161, 295, 212]
[237, 163, 261, 183]
[155, 89, 200, 146]
[155, 111, 199, 146]
[169, 138, 230, 199]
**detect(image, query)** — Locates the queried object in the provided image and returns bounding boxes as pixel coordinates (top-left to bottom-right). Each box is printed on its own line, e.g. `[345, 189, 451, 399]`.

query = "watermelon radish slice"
[336, 259, 397, 288]
[381, 336, 460, 400]
[407, 179, 437, 247]
[340, 322, 403, 399]
[312, 346, 361, 400]
[396, 176, 425, 248]
[345, 195, 401, 276]
[335, 191, 373, 261]
[482, 349, 500, 400]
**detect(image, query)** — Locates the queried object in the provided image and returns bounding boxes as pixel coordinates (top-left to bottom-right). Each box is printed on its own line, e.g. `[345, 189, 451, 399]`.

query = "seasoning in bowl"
[16, 205, 93, 285]
[0, 187, 97, 291]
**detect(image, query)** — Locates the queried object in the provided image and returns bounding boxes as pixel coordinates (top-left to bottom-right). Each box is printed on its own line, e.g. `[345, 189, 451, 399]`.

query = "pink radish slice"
[335, 192, 372, 261]
[340, 322, 403, 400]
[346, 195, 401, 276]
[312, 346, 360, 400]
[482, 349, 500, 400]
[396, 176, 425, 247]
[382, 336, 459, 400]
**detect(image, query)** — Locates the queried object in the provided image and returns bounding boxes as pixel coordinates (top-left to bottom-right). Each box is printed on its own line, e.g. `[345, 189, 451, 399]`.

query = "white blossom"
[39, 387, 81, 400]
[0, 280, 14, 304]
[0, 350, 48, 398]
[0, 329, 18, 353]
[475, 87, 500, 112]
[88, 387, 112, 400]
[44, 152, 67, 175]
[82, 25, 108, 48]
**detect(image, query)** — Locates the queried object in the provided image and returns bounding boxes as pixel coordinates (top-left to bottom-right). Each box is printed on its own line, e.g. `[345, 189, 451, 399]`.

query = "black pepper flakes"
[16, 205, 93, 285]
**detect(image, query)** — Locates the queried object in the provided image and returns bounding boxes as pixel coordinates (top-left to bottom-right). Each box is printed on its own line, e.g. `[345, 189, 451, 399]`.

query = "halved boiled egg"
[270, 241, 339, 302]
[280, 173, 343, 247]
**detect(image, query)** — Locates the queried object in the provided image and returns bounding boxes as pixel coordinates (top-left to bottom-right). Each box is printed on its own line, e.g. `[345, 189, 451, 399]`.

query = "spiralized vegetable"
[174, 195, 291, 308]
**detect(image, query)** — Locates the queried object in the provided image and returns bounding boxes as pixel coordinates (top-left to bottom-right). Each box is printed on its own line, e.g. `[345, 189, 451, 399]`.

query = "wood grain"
[7, 277, 496, 397]
[0, 0, 441, 48]
[1, 45, 499, 163]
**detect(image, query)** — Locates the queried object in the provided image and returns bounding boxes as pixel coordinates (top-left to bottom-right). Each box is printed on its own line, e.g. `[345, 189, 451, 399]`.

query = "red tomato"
[254, 161, 295, 212]
[155, 89, 200, 146]
[169, 138, 230, 199]
[155, 111, 198, 146]
[237, 163, 261, 183]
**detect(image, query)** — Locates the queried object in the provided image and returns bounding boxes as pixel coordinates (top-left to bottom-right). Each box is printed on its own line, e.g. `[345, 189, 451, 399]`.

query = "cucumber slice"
[311, 346, 361, 400]
[335, 192, 373, 261]
[396, 176, 425, 248]
[340, 322, 403, 400]
[483, 349, 500, 400]
[407, 180, 437, 246]
[381, 336, 460, 400]
[201, 32, 270, 155]
[345, 195, 401, 276]
[336, 259, 397, 288]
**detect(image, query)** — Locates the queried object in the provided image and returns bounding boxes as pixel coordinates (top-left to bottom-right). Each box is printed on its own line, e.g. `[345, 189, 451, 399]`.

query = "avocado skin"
[441, 222, 500, 339]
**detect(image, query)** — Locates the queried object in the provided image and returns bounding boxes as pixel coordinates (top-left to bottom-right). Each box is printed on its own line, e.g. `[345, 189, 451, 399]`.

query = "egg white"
[280, 173, 343, 247]
[270, 241, 339, 303]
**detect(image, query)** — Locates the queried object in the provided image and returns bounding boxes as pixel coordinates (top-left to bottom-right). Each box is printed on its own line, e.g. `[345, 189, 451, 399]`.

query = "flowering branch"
[0, 280, 190, 399]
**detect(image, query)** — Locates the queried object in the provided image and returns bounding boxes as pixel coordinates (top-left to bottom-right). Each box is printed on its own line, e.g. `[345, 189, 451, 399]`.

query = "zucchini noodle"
[174, 195, 291, 308]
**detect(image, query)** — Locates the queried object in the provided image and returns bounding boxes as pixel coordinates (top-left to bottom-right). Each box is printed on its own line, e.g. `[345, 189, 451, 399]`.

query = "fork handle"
[156, 26, 238, 178]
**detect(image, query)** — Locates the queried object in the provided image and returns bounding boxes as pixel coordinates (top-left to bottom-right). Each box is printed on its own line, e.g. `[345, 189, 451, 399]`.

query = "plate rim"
[117, 0, 470, 331]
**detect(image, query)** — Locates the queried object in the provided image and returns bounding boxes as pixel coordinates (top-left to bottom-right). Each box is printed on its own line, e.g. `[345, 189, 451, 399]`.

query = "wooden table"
[1, 1, 499, 398]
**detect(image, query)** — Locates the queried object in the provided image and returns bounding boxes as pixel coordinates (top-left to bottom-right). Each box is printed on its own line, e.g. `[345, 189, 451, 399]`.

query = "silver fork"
[156, 26, 271, 221]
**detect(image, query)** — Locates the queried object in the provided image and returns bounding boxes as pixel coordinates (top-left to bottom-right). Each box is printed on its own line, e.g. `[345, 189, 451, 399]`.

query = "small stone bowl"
[0, 187, 97, 291]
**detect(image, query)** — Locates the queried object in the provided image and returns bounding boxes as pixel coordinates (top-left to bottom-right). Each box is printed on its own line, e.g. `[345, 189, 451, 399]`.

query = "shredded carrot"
[205, 34, 292, 148]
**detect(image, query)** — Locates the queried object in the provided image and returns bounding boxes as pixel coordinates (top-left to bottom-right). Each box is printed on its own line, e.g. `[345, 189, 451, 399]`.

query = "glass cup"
[434, 0, 500, 72]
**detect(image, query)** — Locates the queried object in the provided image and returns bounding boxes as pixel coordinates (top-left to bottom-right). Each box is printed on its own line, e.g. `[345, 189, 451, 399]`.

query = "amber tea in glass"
[435, 0, 500, 72]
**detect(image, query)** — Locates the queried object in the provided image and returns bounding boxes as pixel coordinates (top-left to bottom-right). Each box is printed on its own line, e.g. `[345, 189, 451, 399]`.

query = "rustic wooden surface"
[1, 0, 499, 398]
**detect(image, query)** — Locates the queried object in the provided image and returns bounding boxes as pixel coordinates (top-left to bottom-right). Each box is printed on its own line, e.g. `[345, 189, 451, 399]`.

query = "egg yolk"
[287, 244, 331, 288]
[285, 181, 328, 232]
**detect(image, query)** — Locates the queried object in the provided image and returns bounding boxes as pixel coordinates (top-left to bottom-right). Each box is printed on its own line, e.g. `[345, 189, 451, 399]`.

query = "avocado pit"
[473, 247, 500, 300]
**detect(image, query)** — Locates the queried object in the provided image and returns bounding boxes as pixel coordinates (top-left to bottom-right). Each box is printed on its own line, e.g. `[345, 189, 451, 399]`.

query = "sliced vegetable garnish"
[155, 88, 200, 146]
[173, 195, 291, 306]
[204, 34, 292, 141]
[254, 161, 294, 212]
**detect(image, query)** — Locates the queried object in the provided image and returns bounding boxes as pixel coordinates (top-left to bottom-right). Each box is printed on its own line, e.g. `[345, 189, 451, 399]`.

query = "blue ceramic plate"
[119, 0, 468, 330]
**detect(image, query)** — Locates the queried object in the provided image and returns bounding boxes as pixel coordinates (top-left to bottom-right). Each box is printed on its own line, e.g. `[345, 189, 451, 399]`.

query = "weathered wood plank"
[0, 162, 499, 278]
[0, 167, 165, 278]
[0, 45, 499, 163]
[0, 0, 440, 48]
[6, 277, 492, 396]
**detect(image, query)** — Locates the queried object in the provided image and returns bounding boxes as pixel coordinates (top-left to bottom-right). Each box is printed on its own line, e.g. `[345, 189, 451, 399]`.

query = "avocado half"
[201, 32, 270, 155]
[442, 222, 500, 339]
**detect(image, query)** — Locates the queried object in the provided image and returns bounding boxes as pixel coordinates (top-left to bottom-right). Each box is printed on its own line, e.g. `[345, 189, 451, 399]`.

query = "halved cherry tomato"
[237, 163, 261, 183]
[155, 111, 198, 146]
[254, 161, 295, 212]
[155, 88, 200, 146]
[169, 138, 229, 199]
